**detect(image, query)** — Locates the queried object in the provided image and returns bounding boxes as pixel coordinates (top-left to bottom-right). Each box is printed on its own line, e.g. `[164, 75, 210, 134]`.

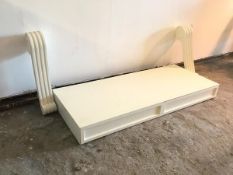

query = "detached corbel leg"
[176, 25, 195, 72]
[26, 31, 57, 115]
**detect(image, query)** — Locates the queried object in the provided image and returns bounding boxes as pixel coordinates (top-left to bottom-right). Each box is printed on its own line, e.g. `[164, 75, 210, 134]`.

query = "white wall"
[0, 0, 233, 99]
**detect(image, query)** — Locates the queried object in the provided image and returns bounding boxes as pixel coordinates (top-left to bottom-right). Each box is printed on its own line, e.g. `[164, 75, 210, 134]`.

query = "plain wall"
[0, 0, 233, 99]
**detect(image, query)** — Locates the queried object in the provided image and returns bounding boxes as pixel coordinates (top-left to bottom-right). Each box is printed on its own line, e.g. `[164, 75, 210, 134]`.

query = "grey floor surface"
[0, 55, 233, 175]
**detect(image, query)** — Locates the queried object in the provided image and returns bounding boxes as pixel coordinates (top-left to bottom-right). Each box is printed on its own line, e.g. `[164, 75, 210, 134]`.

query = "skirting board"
[53, 65, 219, 144]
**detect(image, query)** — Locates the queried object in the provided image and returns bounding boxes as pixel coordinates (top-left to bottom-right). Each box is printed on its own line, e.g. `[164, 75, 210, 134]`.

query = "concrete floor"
[0, 55, 233, 175]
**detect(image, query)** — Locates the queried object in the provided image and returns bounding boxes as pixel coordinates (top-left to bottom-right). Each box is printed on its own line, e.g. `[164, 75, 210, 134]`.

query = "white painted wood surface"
[54, 65, 219, 144]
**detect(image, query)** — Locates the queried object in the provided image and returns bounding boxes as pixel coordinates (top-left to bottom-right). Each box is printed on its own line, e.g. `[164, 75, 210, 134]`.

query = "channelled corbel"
[176, 25, 195, 72]
[26, 31, 57, 115]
